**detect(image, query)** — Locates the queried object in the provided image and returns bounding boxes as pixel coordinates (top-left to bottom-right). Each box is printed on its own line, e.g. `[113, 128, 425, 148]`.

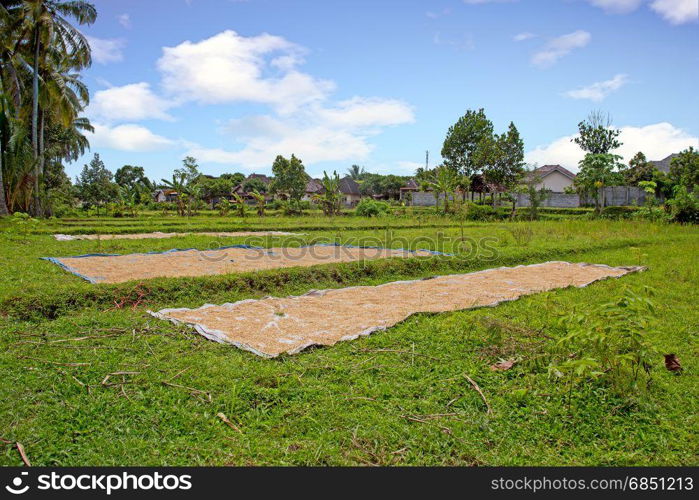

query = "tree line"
[422, 108, 698, 219]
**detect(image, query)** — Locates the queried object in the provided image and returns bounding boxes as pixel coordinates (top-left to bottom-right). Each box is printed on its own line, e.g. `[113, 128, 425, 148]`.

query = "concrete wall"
[518, 186, 647, 208]
[411, 186, 647, 208]
[516, 192, 580, 208]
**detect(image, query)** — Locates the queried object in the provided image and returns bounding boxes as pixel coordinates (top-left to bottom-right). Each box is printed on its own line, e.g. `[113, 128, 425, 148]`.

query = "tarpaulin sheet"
[43, 244, 446, 284]
[149, 261, 645, 358]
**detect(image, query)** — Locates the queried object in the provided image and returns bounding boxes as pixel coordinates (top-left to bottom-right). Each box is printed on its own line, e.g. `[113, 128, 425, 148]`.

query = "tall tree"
[669, 147, 699, 190]
[115, 165, 148, 190]
[270, 154, 307, 201]
[75, 153, 117, 212]
[441, 108, 494, 177]
[575, 153, 624, 214]
[572, 111, 622, 155]
[621, 152, 654, 185]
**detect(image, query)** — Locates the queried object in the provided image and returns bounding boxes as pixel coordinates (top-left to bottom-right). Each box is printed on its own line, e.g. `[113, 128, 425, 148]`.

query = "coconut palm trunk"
[30, 27, 42, 217]
[0, 150, 8, 216]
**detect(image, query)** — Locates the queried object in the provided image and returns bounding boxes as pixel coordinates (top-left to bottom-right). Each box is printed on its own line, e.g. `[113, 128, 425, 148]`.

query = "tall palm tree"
[21, 0, 96, 215]
[347, 164, 365, 180]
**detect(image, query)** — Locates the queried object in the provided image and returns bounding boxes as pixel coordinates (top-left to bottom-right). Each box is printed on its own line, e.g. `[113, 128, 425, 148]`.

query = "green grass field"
[0, 215, 697, 465]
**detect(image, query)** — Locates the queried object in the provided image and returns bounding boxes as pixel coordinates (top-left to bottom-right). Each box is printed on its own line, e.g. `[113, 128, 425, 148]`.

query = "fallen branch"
[463, 374, 492, 415]
[101, 371, 140, 387]
[162, 381, 212, 403]
[18, 355, 89, 367]
[16, 442, 31, 466]
[216, 412, 243, 434]
[400, 415, 453, 435]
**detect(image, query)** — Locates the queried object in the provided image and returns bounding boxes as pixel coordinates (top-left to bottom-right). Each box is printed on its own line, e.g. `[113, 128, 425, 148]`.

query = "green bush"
[355, 198, 389, 217]
[667, 186, 699, 224]
[632, 206, 669, 223]
[463, 202, 498, 221]
[549, 287, 658, 400]
[600, 206, 639, 219]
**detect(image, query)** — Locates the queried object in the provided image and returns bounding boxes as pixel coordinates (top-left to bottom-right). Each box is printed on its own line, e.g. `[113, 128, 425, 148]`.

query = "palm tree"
[250, 190, 266, 216]
[347, 164, 365, 180]
[314, 170, 341, 216]
[21, 0, 96, 215]
[426, 166, 458, 213]
[231, 193, 247, 218]
[161, 173, 187, 216]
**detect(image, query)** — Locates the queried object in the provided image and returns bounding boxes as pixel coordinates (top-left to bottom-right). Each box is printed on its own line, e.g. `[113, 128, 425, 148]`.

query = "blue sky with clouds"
[75, 0, 699, 180]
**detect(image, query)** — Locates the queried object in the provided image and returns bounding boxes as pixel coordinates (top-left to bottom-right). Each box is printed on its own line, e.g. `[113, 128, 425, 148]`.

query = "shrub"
[217, 198, 231, 216]
[279, 199, 309, 216]
[549, 287, 658, 402]
[355, 198, 389, 217]
[667, 186, 699, 224]
[463, 202, 498, 221]
[600, 206, 639, 219]
[632, 206, 669, 223]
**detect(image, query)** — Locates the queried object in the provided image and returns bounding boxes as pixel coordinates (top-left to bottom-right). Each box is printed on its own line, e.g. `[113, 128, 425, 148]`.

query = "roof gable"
[533, 164, 576, 179]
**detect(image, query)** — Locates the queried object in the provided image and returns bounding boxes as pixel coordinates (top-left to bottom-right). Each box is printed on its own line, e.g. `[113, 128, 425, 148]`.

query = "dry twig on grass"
[16, 442, 31, 466]
[216, 413, 243, 434]
[162, 381, 212, 403]
[18, 355, 90, 367]
[463, 374, 492, 415]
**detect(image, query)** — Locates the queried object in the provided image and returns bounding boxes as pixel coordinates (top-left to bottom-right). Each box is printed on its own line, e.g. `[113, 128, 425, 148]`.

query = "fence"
[411, 187, 648, 208]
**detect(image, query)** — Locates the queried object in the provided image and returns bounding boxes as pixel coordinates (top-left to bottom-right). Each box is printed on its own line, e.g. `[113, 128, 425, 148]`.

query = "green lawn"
[0, 216, 697, 465]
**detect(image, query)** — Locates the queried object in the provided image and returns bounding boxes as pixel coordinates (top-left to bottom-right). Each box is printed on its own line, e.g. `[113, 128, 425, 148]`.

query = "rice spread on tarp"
[53, 231, 302, 241]
[149, 261, 645, 358]
[44, 245, 442, 284]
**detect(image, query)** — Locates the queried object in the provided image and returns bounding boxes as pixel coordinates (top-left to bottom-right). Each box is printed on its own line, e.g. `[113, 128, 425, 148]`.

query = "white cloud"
[526, 122, 699, 170]
[586, 0, 698, 24]
[650, 0, 698, 24]
[89, 123, 175, 152]
[117, 13, 131, 28]
[187, 97, 414, 169]
[90, 83, 175, 122]
[587, 0, 644, 14]
[315, 97, 414, 129]
[157, 30, 334, 114]
[532, 30, 591, 68]
[564, 74, 629, 101]
[86, 36, 125, 64]
[513, 32, 537, 41]
[188, 128, 372, 169]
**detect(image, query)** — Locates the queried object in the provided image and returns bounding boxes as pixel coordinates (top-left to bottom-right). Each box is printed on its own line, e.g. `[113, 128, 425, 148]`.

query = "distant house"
[649, 153, 679, 173]
[528, 165, 576, 192]
[302, 178, 325, 201]
[231, 173, 273, 203]
[153, 189, 178, 202]
[339, 177, 362, 207]
[398, 178, 419, 202]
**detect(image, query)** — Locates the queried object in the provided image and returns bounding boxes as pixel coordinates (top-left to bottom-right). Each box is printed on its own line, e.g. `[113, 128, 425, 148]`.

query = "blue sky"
[74, 0, 699, 181]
